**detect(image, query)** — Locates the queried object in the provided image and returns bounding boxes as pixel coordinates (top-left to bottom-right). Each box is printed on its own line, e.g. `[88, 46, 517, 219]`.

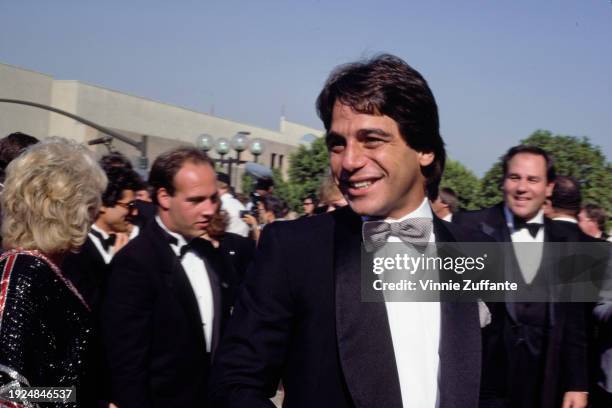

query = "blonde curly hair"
[1, 137, 107, 254]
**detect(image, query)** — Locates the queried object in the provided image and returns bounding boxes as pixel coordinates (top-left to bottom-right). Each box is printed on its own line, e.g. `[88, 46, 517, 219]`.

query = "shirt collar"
[552, 215, 577, 224]
[91, 223, 110, 239]
[504, 204, 544, 230]
[155, 215, 188, 255]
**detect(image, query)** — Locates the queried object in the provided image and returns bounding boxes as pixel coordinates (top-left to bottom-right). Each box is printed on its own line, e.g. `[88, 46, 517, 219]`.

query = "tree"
[439, 159, 482, 210]
[284, 137, 330, 212]
[479, 130, 612, 214]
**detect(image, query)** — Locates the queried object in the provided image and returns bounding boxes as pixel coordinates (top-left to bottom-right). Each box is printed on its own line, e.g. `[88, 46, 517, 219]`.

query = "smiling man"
[102, 147, 238, 408]
[210, 54, 488, 408]
[454, 146, 589, 408]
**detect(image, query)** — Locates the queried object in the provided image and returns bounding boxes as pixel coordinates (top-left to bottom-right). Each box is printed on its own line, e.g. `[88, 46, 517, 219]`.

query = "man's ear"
[418, 151, 435, 167]
[545, 181, 554, 198]
[157, 188, 171, 210]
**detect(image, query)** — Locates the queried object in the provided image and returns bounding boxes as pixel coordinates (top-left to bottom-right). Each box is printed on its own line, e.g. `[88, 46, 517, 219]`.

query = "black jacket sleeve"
[209, 224, 292, 408]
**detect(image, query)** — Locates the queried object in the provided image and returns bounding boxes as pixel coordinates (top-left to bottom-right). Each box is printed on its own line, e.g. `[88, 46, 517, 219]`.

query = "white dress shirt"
[220, 192, 250, 237]
[504, 206, 545, 284]
[89, 224, 140, 264]
[370, 198, 441, 408]
[89, 224, 115, 264]
[156, 216, 215, 352]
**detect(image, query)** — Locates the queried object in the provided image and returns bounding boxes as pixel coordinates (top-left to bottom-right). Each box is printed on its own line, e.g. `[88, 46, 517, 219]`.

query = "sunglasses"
[115, 201, 137, 211]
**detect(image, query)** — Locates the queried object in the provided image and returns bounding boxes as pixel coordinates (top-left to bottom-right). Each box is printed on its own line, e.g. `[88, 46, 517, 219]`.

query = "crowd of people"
[0, 53, 610, 408]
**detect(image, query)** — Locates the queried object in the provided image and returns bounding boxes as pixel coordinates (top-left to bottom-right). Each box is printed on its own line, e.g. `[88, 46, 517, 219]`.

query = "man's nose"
[201, 201, 217, 216]
[341, 141, 366, 172]
[515, 178, 528, 192]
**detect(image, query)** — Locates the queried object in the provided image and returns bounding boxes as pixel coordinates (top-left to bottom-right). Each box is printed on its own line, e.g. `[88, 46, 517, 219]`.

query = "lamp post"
[250, 138, 264, 163]
[195, 132, 266, 187]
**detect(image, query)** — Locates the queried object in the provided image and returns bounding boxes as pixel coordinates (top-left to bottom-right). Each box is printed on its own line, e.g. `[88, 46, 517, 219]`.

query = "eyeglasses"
[303, 201, 314, 206]
[115, 201, 137, 211]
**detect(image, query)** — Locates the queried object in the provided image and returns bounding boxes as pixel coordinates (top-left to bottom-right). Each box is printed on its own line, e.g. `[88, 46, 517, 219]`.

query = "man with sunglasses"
[62, 165, 143, 407]
[63, 166, 142, 309]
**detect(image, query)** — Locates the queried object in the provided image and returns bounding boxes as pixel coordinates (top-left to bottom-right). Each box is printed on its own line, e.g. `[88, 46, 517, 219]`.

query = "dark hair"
[262, 195, 287, 219]
[316, 54, 445, 191]
[148, 147, 213, 205]
[551, 175, 581, 215]
[255, 177, 274, 192]
[303, 193, 318, 206]
[439, 187, 459, 213]
[100, 152, 133, 171]
[102, 167, 144, 207]
[583, 204, 608, 233]
[0, 132, 39, 181]
[501, 145, 556, 182]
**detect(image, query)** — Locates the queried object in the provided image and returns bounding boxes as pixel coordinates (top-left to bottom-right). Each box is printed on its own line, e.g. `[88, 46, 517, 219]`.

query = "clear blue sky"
[1, 0, 610, 175]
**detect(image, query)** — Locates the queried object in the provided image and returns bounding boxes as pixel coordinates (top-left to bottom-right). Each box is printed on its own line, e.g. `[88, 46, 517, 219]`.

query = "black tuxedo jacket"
[63, 236, 108, 313]
[62, 237, 112, 401]
[210, 206, 488, 408]
[453, 203, 589, 407]
[101, 219, 238, 408]
[217, 232, 256, 283]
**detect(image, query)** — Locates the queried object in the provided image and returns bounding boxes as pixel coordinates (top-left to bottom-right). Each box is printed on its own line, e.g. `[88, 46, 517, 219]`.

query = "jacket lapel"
[333, 208, 403, 408]
[148, 222, 208, 350]
[480, 203, 511, 243]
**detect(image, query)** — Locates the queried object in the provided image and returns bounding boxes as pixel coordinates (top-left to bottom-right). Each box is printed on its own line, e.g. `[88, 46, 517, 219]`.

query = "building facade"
[0, 62, 323, 190]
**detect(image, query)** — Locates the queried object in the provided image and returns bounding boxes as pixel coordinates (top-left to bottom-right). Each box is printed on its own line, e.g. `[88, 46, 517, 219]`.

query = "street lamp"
[215, 137, 231, 161]
[196, 132, 266, 188]
[249, 138, 265, 163]
[196, 133, 214, 153]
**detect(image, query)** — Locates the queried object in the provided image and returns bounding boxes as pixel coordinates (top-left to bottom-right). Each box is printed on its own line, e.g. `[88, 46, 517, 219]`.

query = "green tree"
[479, 130, 612, 214]
[440, 159, 482, 210]
[284, 137, 330, 212]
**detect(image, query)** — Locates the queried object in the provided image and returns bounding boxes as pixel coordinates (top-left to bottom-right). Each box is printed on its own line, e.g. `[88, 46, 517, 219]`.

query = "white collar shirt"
[366, 198, 440, 408]
[89, 224, 114, 264]
[156, 216, 214, 352]
[220, 192, 250, 237]
[552, 215, 577, 224]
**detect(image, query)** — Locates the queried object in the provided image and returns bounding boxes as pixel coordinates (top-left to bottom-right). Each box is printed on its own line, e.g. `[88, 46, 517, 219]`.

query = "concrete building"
[0, 62, 323, 190]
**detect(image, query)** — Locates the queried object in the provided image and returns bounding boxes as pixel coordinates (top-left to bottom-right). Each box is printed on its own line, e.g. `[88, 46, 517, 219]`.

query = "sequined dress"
[0, 250, 95, 407]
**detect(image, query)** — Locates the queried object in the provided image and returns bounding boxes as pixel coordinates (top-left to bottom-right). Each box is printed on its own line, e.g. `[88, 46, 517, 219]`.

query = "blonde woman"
[0, 138, 107, 407]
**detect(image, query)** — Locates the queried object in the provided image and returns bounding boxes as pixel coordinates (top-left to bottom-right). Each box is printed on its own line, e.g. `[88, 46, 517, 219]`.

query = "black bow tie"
[362, 217, 433, 252]
[90, 229, 117, 251]
[165, 233, 213, 259]
[513, 217, 542, 238]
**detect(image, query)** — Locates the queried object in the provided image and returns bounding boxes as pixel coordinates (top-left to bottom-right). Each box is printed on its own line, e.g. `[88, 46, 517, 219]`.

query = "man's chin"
[347, 201, 384, 218]
[510, 207, 538, 220]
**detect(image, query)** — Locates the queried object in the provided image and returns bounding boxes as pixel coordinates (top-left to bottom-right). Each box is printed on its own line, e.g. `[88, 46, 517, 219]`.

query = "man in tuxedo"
[62, 166, 141, 406]
[102, 147, 237, 408]
[453, 146, 589, 408]
[210, 54, 487, 407]
[63, 166, 142, 310]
